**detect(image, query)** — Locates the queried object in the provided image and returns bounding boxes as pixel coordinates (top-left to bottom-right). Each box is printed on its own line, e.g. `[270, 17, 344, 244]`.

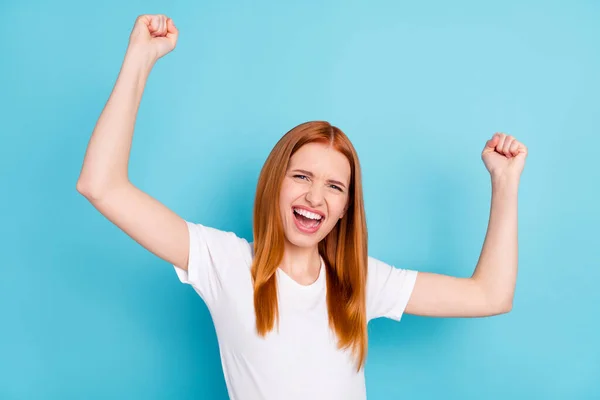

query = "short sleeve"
[173, 221, 251, 308]
[366, 256, 418, 322]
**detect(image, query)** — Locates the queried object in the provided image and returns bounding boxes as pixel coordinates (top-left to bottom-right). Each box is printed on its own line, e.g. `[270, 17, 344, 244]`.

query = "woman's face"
[279, 142, 351, 249]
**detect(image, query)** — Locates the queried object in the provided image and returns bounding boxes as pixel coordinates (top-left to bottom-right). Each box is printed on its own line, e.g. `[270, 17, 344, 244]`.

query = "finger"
[156, 15, 163, 36]
[161, 15, 167, 35]
[155, 16, 161, 35]
[149, 15, 159, 34]
[515, 143, 528, 158]
[484, 133, 500, 150]
[496, 133, 507, 153]
[509, 140, 520, 156]
[502, 136, 514, 156]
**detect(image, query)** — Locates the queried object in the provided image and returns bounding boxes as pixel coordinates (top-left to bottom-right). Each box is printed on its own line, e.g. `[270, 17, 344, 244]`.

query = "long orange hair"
[251, 121, 368, 370]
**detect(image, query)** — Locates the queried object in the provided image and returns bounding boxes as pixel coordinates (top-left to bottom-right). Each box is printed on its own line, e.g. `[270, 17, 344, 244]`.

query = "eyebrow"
[290, 169, 348, 189]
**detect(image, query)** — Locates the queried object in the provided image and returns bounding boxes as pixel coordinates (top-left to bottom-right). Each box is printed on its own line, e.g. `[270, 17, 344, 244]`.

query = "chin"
[283, 232, 322, 249]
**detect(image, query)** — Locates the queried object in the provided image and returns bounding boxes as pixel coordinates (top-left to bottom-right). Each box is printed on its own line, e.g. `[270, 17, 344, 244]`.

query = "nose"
[305, 183, 324, 207]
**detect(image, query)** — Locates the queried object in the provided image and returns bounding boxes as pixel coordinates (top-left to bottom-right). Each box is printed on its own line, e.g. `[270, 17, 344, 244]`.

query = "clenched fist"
[128, 14, 179, 62]
[481, 132, 528, 180]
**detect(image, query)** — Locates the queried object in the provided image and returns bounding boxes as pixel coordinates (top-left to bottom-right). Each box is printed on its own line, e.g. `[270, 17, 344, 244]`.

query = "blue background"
[1, 0, 598, 398]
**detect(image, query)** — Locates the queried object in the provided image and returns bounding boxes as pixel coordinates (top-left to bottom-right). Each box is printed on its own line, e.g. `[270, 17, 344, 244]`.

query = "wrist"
[490, 172, 520, 192]
[124, 44, 157, 71]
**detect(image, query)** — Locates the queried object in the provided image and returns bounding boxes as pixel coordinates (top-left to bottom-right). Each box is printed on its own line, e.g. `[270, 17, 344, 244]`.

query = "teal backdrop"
[2, 0, 599, 398]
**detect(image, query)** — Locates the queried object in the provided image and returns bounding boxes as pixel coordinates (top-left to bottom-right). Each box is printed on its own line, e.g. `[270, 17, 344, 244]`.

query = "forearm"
[472, 174, 520, 309]
[77, 47, 155, 197]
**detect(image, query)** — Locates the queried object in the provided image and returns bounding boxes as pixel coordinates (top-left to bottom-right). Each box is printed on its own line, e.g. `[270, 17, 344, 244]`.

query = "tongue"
[296, 213, 319, 228]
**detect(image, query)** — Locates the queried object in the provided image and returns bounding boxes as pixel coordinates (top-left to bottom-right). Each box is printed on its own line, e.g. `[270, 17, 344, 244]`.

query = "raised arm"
[76, 15, 190, 270]
[405, 133, 528, 318]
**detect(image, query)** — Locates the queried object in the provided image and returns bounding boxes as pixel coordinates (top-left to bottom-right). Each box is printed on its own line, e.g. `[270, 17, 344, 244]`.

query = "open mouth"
[292, 207, 324, 232]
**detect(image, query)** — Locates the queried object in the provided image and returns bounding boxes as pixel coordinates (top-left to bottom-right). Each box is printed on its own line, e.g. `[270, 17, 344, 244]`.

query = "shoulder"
[175, 222, 254, 307]
[366, 256, 402, 283]
[365, 256, 418, 321]
[185, 221, 254, 267]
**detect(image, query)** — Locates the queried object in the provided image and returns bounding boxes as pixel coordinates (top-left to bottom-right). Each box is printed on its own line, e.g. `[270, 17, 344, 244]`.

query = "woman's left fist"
[481, 132, 528, 180]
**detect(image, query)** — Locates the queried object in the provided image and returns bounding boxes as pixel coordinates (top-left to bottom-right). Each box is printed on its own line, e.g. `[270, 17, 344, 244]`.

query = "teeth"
[294, 207, 322, 220]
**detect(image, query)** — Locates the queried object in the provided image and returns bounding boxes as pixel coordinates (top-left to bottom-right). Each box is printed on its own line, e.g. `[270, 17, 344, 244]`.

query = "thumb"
[166, 18, 179, 45]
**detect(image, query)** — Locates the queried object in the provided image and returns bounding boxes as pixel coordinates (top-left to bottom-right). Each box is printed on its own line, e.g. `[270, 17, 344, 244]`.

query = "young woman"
[77, 14, 528, 400]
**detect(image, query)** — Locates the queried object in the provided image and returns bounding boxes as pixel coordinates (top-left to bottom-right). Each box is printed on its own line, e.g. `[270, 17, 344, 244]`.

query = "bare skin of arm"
[406, 134, 527, 317]
[76, 14, 190, 270]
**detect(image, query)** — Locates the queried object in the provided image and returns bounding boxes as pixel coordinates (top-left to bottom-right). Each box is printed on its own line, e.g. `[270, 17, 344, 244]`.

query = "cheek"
[279, 180, 300, 215]
[279, 180, 293, 206]
[326, 195, 348, 219]
[280, 179, 304, 203]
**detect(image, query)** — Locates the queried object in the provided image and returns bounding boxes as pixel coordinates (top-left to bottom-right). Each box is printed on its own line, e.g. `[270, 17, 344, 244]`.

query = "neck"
[280, 241, 322, 285]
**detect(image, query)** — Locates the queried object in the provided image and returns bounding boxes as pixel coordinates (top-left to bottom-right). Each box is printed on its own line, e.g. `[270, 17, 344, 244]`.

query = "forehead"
[288, 142, 351, 182]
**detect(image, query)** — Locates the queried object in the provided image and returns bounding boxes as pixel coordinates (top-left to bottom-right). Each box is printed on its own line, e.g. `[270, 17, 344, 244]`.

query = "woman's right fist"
[128, 15, 179, 62]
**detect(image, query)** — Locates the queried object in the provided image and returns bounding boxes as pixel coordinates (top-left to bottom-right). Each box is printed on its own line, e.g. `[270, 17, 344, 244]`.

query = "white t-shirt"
[173, 221, 418, 400]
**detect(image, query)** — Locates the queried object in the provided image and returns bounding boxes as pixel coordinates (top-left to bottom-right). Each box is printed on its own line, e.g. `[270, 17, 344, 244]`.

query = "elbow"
[475, 279, 514, 316]
[76, 179, 98, 200]
[77, 177, 129, 202]
[490, 297, 513, 315]
[76, 178, 110, 202]
[497, 299, 513, 314]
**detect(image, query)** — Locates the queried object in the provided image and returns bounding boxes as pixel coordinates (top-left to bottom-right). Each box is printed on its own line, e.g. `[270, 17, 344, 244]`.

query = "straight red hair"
[251, 121, 368, 370]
